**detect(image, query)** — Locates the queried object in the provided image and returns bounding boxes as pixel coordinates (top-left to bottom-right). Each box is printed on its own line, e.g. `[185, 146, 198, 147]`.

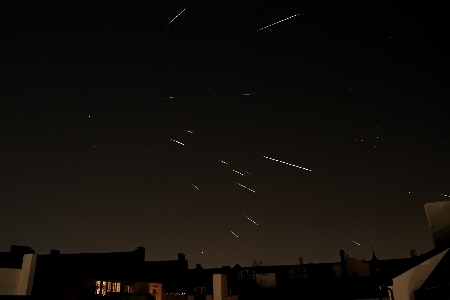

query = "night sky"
[1, 1, 449, 268]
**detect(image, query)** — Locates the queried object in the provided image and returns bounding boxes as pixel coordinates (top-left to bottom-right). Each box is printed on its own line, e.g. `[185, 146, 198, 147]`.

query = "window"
[194, 287, 206, 295]
[112, 282, 121, 292]
[238, 270, 256, 281]
[95, 281, 121, 295]
[124, 285, 132, 293]
[288, 268, 309, 281]
[95, 281, 102, 295]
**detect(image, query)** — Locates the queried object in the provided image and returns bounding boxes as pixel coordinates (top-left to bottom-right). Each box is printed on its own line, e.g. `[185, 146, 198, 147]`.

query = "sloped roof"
[90, 259, 188, 282]
[36, 248, 144, 267]
[32, 248, 189, 294]
[418, 247, 450, 290]
[32, 248, 146, 287]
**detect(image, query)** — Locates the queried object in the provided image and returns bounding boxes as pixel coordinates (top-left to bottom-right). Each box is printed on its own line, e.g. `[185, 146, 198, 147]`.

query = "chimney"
[410, 249, 417, 258]
[10, 245, 35, 254]
[50, 249, 60, 255]
[299, 257, 303, 265]
[178, 253, 186, 261]
[340, 250, 347, 278]
[196, 264, 203, 270]
[135, 247, 145, 261]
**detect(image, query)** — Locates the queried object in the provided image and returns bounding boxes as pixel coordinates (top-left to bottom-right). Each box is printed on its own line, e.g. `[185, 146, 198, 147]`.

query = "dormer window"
[288, 268, 309, 281]
[238, 270, 256, 281]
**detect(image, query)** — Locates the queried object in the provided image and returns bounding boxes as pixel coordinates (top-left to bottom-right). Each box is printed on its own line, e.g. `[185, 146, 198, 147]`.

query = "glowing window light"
[95, 281, 101, 295]
[96, 281, 121, 295]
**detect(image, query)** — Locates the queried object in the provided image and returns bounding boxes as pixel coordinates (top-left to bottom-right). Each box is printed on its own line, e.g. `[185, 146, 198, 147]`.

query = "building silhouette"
[1, 200, 450, 299]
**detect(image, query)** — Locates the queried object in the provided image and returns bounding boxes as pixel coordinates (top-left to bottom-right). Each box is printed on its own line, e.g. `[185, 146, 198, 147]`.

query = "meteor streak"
[348, 239, 362, 246]
[184, 130, 193, 133]
[167, 7, 188, 26]
[234, 93, 256, 97]
[231, 169, 245, 176]
[171, 139, 184, 146]
[250, 13, 301, 34]
[192, 184, 199, 190]
[234, 181, 256, 193]
[439, 193, 450, 197]
[230, 230, 239, 237]
[263, 156, 311, 171]
[217, 159, 229, 165]
[242, 214, 258, 226]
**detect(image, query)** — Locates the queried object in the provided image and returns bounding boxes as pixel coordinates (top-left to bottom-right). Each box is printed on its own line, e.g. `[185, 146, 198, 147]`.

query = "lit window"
[288, 268, 309, 281]
[112, 282, 121, 292]
[238, 270, 256, 281]
[95, 281, 107, 295]
[95, 281, 121, 295]
[95, 281, 101, 295]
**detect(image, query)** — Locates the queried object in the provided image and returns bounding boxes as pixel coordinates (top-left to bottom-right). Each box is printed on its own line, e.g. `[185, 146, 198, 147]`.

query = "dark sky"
[1, 1, 449, 268]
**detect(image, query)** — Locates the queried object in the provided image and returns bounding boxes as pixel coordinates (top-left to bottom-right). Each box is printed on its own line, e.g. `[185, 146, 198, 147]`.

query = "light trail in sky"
[217, 159, 229, 165]
[184, 130, 193, 133]
[231, 169, 245, 176]
[234, 181, 256, 193]
[250, 13, 301, 34]
[242, 170, 253, 175]
[242, 214, 259, 226]
[171, 139, 184, 146]
[348, 239, 362, 246]
[438, 193, 450, 197]
[234, 93, 256, 97]
[230, 230, 239, 237]
[192, 184, 199, 190]
[167, 7, 188, 26]
[263, 156, 311, 171]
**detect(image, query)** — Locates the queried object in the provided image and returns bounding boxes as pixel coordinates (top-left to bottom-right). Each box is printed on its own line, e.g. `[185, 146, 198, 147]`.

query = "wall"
[424, 201, 450, 247]
[213, 274, 227, 300]
[0, 254, 36, 296]
[17, 253, 37, 295]
[0, 268, 21, 295]
[133, 282, 150, 293]
[345, 258, 370, 277]
[164, 292, 187, 300]
[332, 258, 370, 278]
[150, 282, 163, 300]
[132, 281, 163, 300]
[390, 248, 448, 300]
[256, 273, 276, 288]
